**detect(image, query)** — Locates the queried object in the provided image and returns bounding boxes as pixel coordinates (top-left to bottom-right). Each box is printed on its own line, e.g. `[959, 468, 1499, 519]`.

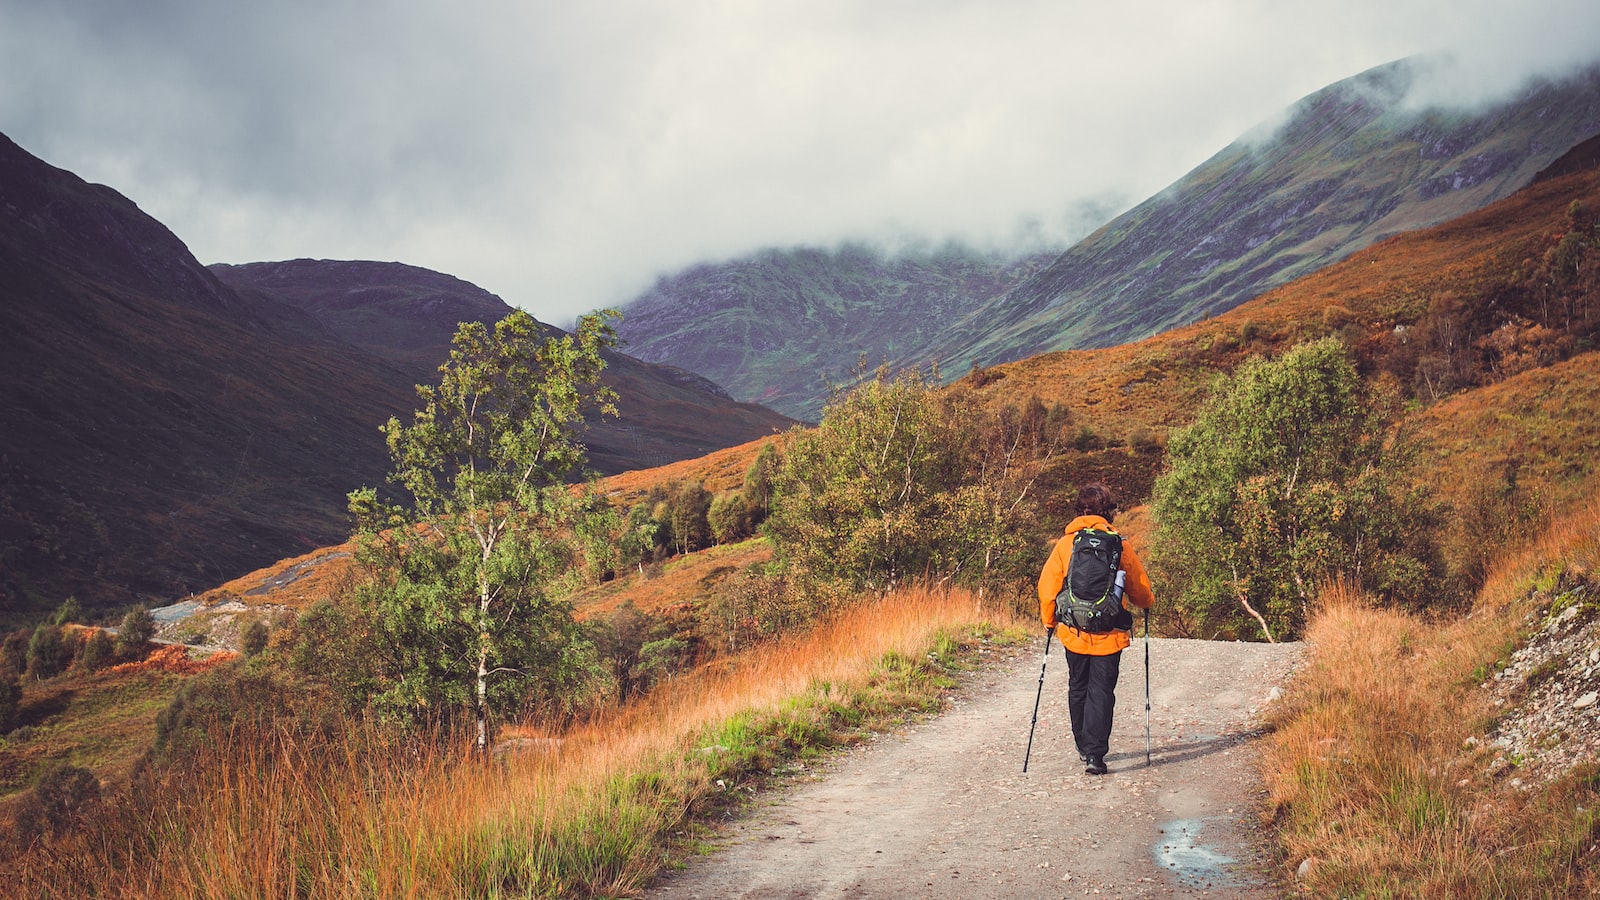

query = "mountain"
[218, 131, 1600, 623]
[0, 135, 789, 625]
[617, 58, 1600, 415]
[210, 259, 794, 474]
[0, 131, 419, 622]
[927, 59, 1600, 369]
[952, 131, 1600, 515]
[613, 243, 1054, 420]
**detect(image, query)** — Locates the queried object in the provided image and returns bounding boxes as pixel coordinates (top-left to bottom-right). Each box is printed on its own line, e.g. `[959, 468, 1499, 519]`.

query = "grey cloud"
[3, 0, 1598, 327]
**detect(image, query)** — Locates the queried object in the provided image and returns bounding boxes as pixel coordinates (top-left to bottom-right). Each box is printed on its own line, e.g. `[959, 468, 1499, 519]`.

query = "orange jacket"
[1037, 515, 1155, 656]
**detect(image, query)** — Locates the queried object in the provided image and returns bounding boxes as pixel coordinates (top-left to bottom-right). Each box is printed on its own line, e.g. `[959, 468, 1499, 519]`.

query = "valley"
[1, 53, 1599, 899]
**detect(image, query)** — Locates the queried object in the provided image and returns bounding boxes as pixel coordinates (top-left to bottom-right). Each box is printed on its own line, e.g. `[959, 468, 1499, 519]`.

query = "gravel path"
[647, 636, 1302, 899]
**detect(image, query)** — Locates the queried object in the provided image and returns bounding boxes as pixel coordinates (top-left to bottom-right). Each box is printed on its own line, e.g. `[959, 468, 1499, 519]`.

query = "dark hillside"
[0, 137, 791, 627]
[211, 259, 796, 474]
[0, 132, 416, 623]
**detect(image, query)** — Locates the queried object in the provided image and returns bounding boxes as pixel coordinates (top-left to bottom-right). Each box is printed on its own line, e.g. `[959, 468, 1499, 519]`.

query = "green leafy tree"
[26, 625, 71, 680]
[742, 441, 780, 526]
[765, 367, 1066, 598]
[765, 367, 957, 592]
[619, 503, 661, 574]
[52, 596, 82, 627]
[707, 490, 752, 545]
[115, 606, 156, 661]
[666, 481, 712, 555]
[1150, 338, 1434, 641]
[349, 309, 618, 752]
[79, 629, 115, 671]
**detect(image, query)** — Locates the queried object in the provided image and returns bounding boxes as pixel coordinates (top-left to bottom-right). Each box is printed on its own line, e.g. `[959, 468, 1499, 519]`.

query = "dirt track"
[647, 636, 1302, 899]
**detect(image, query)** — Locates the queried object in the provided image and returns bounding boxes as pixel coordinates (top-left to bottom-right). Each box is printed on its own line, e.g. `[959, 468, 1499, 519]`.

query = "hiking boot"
[1084, 756, 1108, 776]
[1077, 751, 1090, 765]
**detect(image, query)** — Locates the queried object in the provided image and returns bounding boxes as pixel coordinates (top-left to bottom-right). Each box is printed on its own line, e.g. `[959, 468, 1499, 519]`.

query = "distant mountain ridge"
[0, 131, 416, 621]
[0, 134, 789, 624]
[614, 243, 1054, 420]
[928, 58, 1600, 369]
[617, 58, 1600, 412]
[211, 259, 794, 475]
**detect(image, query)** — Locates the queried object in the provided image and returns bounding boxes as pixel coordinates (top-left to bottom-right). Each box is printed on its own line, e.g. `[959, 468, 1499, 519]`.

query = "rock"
[1267, 686, 1284, 703]
[1574, 692, 1598, 710]
[1296, 857, 1316, 880]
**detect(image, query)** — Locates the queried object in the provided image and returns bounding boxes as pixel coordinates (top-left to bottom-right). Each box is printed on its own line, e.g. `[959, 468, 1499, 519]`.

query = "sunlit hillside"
[172, 135, 1600, 630]
[960, 136, 1600, 484]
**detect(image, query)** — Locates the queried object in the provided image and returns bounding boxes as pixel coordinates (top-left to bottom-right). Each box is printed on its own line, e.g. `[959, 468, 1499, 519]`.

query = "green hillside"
[614, 242, 1052, 420]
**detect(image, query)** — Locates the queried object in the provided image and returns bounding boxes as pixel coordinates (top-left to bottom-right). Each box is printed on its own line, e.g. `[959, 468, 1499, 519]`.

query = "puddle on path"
[1153, 818, 1237, 890]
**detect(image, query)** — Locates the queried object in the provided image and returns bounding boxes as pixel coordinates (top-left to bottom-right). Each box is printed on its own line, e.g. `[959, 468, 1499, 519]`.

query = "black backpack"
[1055, 526, 1127, 633]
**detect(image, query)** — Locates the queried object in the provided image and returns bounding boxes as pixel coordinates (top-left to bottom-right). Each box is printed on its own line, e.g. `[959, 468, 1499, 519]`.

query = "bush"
[634, 637, 689, 690]
[708, 491, 754, 545]
[2, 628, 30, 674]
[78, 630, 115, 671]
[240, 619, 270, 657]
[115, 606, 156, 661]
[1150, 338, 1440, 640]
[26, 625, 72, 680]
[12, 762, 101, 843]
[52, 596, 82, 627]
[153, 664, 339, 764]
[0, 661, 21, 732]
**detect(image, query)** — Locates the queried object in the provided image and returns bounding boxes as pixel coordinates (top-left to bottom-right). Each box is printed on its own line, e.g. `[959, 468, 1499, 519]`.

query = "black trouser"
[1065, 648, 1122, 759]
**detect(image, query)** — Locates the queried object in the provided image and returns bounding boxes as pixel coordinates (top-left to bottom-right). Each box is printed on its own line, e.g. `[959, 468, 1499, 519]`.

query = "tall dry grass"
[8, 585, 1012, 899]
[1262, 499, 1600, 896]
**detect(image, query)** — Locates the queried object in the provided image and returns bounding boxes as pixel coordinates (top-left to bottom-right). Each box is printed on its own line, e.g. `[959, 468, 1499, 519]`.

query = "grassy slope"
[960, 151, 1600, 502]
[1261, 486, 1600, 895]
[184, 143, 1600, 623]
[4, 588, 1023, 898]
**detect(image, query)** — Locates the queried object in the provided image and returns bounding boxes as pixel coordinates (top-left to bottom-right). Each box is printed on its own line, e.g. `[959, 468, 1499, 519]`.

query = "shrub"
[1151, 338, 1440, 640]
[51, 596, 82, 627]
[0, 660, 21, 732]
[240, 619, 270, 657]
[2, 628, 31, 674]
[78, 630, 115, 671]
[708, 490, 754, 545]
[766, 368, 1065, 600]
[26, 625, 71, 680]
[115, 606, 156, 661]
[12, 762, 101, 843]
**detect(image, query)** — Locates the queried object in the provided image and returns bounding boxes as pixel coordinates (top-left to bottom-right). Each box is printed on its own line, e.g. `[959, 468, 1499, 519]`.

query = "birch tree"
[349, 309, 618, 752]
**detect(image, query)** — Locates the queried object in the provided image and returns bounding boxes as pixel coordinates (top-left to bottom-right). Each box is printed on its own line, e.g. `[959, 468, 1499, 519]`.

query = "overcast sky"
[3, 1, 1598, 326]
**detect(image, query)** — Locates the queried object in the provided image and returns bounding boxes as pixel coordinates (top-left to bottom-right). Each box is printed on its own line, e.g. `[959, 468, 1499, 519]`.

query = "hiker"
[1037, 483, 1154, 775]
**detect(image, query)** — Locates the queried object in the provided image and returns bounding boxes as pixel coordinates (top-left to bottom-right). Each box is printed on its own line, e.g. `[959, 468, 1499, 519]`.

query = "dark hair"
[1075, 483, 1117, 521]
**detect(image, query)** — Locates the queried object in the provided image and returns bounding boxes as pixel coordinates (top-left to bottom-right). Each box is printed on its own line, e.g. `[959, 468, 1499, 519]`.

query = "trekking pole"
[1144, 606, 1152, 767]
[1022, 628, 1053, 773]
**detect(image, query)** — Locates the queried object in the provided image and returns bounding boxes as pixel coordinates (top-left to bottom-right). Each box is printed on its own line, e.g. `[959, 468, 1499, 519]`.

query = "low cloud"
[3, 0, 1598, 326]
